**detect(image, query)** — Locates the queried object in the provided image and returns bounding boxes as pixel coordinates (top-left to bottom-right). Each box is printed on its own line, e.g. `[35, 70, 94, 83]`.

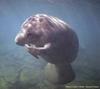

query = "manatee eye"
[27, 32, 33, 38]
[39, 18, 43, 22]
[27, 32, 40, 39]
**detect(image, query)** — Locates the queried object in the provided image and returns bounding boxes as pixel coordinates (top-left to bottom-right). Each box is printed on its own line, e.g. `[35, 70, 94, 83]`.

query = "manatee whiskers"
[25, 44, 36, 48]
[25, 43, 51, 50]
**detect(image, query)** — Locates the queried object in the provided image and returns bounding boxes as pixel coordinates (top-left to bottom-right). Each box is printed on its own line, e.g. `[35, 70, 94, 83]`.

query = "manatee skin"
[15, 14, 79, 84]
[15, 14, 79, 64]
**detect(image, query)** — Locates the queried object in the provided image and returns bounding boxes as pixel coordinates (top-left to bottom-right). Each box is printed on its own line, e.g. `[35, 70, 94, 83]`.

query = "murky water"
[0, 0, 100, 89]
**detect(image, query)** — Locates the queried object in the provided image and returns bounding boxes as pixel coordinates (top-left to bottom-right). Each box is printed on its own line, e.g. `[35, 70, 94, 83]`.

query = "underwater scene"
[0, 0, 100, 89]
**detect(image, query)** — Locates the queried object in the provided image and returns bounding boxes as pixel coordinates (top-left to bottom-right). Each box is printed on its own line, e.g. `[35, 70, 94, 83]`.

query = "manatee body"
[15, 14, 79, 84]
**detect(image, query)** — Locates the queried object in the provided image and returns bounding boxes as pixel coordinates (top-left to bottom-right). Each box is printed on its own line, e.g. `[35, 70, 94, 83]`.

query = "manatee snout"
[15, 31, 26, 46]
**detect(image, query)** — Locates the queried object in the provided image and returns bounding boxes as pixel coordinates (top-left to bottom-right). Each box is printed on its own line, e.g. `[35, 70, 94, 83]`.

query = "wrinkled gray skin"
[15, 14, 79, 84]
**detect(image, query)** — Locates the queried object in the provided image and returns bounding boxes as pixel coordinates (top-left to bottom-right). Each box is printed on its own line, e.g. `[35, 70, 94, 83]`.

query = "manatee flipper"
[44, 63, 75, 84]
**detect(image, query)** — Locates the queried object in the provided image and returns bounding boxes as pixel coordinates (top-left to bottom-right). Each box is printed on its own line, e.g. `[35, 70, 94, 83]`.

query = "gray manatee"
[15, 14, 79, 84]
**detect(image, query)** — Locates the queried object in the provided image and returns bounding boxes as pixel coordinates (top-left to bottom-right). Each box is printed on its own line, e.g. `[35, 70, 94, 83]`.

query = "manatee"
[15, 14, 79, 84]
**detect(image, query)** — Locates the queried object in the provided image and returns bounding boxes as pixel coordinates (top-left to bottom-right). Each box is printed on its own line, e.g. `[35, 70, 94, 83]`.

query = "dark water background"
[0, 0, 100, 89]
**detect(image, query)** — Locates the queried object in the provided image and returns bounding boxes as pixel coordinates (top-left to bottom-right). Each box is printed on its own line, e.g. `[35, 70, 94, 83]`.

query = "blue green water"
[0, 0, 100, 89]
